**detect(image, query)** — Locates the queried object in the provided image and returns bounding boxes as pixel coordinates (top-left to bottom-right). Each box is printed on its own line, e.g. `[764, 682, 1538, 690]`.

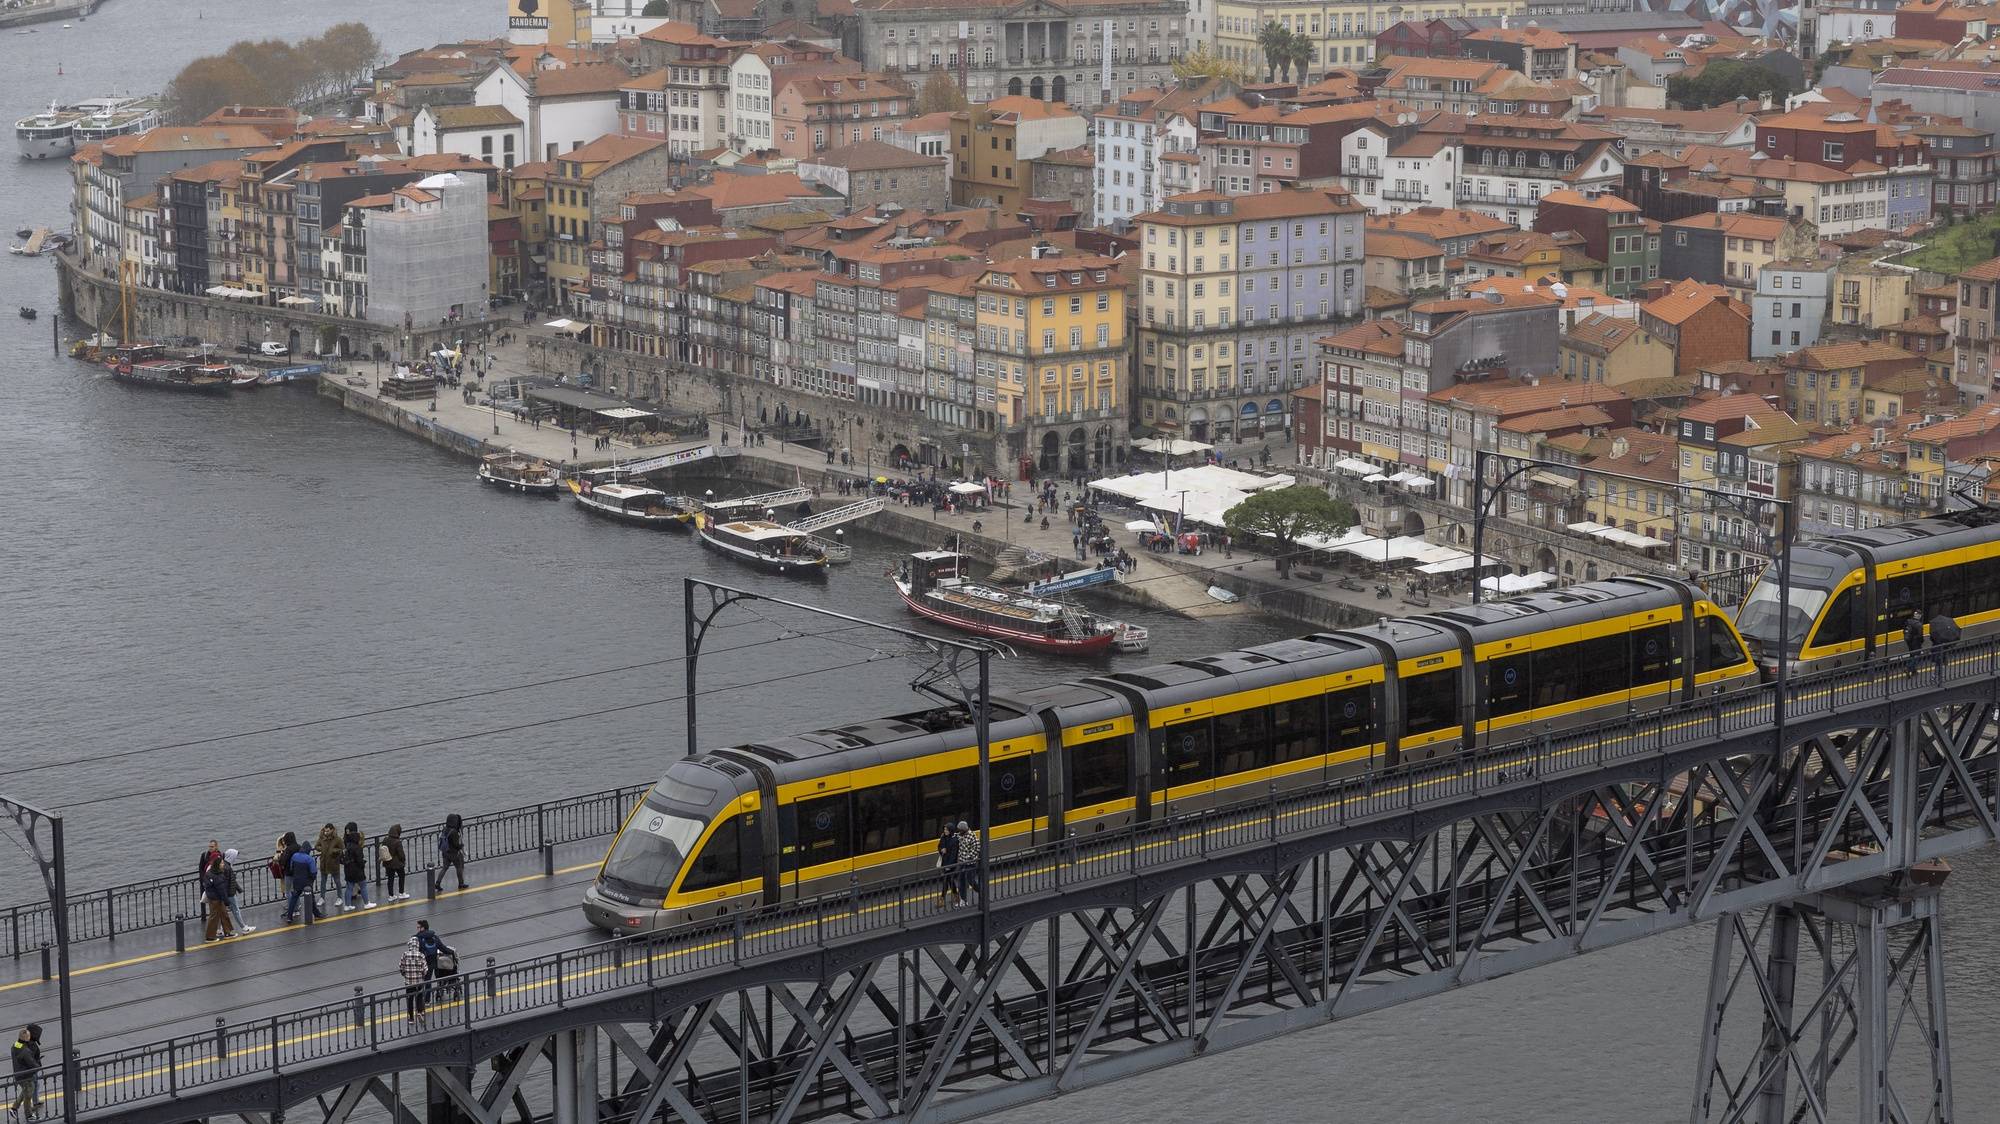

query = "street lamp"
[1, 796, 76, 1124]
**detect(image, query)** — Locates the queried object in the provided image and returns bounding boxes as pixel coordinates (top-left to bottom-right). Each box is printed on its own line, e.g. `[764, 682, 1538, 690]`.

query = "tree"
[915, 70, 969, 115]
[1171, 43, 1247, 83]
[164, 55, 264, 124]
[1666, 59, 1798, 110]
[1222, 487, 1358, 578]
[162, 22, 383, 123]
[641, 0, 670, 14]
[1281, 30, 1314, 84]
[1257, 21, 1291, 82]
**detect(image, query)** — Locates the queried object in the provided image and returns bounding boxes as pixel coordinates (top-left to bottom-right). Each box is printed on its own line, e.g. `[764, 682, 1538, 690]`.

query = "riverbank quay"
[0, 0, 99, 29]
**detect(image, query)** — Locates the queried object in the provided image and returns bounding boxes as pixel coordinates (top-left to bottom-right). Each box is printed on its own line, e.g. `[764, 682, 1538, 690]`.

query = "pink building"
[770, 72, 914, 159]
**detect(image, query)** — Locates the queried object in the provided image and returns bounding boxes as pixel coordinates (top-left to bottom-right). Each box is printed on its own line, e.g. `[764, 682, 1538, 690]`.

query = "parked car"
[258, 341, 288, 357]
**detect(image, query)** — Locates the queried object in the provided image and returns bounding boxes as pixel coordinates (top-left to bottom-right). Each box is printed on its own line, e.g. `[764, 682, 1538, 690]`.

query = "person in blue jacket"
[283, 844, 318, 925]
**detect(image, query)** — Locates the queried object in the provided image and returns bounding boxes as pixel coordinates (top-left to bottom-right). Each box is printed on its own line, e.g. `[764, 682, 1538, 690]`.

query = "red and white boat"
[892, 551, 1146, 655]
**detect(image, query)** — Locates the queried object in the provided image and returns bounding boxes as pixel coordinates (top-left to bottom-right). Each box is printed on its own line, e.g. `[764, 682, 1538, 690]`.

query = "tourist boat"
[695, 513, 830, 576]
[15, 96, 160, 160]
[110, 356, 231, 394]
[892, 551, 1146, 653]
[224, 367, 259, 388]
[479, 452, 561, 496]
[18, 306, 34, 319]
[10, 227, 53, 256]
[568, 478, 690, 527]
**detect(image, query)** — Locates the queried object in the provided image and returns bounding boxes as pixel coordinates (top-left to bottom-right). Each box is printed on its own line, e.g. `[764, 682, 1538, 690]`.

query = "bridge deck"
[0, 842, 610, 1057]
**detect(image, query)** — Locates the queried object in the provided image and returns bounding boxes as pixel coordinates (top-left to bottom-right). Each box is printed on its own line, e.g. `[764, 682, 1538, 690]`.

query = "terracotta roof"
[1366, 232, 1446, 260]
[1139, 187, 1363, 225]
[1564, 311, 1647, 354]
[1642, 278, 1747, 325]
[1500, 404, 1615, 433]
[1318, 318, 1405, 357]
[1664, 211, 1788, 240]
[1960, 256, 2000, 282]
[1582, 427, 1679, 482]
[1783, 341, 1916, 370]
[803, 139, 938, 171]
[1465, 25, 1572, 48]
[1717, 414, 1811, 447]
[691, 171, 824, 209]
[533, 64, 637, 98]
[103, 124, 278, 155]
[980, 95, 1079, 122]
[428, 104, 522, 130]
[556, 133, 666, 171]
[1539, 188, 1640, 213]
[1678, 393, 1782, 424]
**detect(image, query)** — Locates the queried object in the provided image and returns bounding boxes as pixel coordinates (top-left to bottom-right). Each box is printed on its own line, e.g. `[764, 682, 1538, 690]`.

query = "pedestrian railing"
[0, 783, 650, 960]
[29, 640, 2000, 1120]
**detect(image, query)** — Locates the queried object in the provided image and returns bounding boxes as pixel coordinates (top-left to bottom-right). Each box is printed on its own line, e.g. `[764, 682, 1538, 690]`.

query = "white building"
[1754, 259, 1832, 358]
[1342, 125, 1456, 215]
[474, 62, 628, 162]
[727, 41, 852, 152]
[1091, 78, 1233, 227]
[410, 104, 527, 170]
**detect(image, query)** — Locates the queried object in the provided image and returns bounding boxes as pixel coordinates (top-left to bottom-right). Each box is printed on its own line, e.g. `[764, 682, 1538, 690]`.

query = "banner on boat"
[1025, 566, 1118, 596]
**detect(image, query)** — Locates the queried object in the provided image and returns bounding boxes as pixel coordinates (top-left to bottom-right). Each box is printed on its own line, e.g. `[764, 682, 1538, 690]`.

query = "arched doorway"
[1008, 77, 1023, 96]
[891, 442, 913, 467]
[286, 327, 301, 354]
[1535, 547, 1557, 574]
[1266, 399, 1286, 434]
[1563, 560, 1575, 580]
[336, 334, 352, 357]
[1029, 76, 1045, 100]
[1401, 510, 1425, 536]
[1584, 563, 1599, 582]
[1239, 400, 1260, 435]
[1186, 407, 1207, 443]
[1051, 75, 1067, 102]
[1065, 427, 1086, 473]
[1039, 431, 1061, 472]
[1092, 424, 1113, 469]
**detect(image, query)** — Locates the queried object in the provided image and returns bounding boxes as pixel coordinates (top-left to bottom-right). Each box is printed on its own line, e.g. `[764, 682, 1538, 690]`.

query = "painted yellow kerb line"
[0, 862, 606, 996]
[43, 670, 1963, 1107]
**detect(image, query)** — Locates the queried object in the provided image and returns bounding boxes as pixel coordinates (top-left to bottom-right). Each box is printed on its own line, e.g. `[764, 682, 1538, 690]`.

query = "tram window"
[1961, 556, 2000, 615]
[1810, 587, 1863, 648]
[787, 793, 850, 869]
[1631, 625, 1674, 685]
[1573, 634, 1630, 699]
[1270, 697, 1323, 763]
[1068, 736, 1130, 805]
[916, 768, 978, 840]
[1213, 708, 1269, 776]
[1878, 573, 1921, 635]
[854, 780, 917, 854]
[1927, 565, 1963, 619]
[680, 816, 741, 893]
[990, 755, 1036, 824]
[1694, 615, 1748, 673]
[1531, 644, 1575, 707]
[1484, 653, 1533, 718]
[1154, 721, 1214, 785]
[1402, 669, 1459, 736]
[1326, 686, 1377, 750]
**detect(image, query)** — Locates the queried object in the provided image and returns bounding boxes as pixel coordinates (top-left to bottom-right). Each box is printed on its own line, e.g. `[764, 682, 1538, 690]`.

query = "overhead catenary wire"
[0, 618, 884, 782]
[55, 648, 908, 811]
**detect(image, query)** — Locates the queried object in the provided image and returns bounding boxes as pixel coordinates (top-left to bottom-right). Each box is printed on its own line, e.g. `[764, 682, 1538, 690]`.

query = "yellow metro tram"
[583, 575, 1761, 933]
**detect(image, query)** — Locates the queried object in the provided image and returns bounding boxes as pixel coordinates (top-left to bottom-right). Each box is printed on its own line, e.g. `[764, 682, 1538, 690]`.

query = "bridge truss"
[113, 678, 1999, 1124]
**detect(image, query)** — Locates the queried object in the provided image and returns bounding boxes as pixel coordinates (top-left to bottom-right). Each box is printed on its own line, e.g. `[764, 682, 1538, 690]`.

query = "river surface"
[1, 6, 1997, 1120]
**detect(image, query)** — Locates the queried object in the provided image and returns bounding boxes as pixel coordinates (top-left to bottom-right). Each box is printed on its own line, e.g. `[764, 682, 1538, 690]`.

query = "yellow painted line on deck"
[40, 669, 1977, 1105]
[0, 862, 604, 995]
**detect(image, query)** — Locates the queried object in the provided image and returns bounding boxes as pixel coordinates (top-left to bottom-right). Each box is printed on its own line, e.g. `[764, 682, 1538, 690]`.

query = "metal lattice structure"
[60, 672, 2000, 1124]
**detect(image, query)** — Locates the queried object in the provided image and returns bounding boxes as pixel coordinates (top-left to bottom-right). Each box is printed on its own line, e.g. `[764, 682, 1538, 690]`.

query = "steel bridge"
[8, 644, 2000, 1124]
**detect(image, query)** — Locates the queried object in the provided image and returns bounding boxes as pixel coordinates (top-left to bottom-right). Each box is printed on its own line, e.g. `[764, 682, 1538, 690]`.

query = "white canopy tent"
[276, 296, 316, 307]
[1417, 556, 1477, 575]
[1333, 458, 1376, 476]
[1481, 571, 1557, 594]
[1124, 519, 1159, 533]
[948, 481, 988, 496]
[1133, 437, 1214, 456]
[542, 318, 577, 330]
[1363, 473, 1391, 483]
[1089, 465, 1298, 530]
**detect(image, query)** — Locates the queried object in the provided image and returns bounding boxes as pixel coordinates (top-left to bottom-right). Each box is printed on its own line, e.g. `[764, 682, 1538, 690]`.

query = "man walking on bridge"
[9, 1024, 41, 1124]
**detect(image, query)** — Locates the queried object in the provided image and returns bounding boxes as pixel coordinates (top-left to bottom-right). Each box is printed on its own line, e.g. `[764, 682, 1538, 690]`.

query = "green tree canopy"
[1222, 486, 1357, 578]
[1171, 43, 1247, 83]
[1666, 59, 1798, 110]
[1257, 21, 1291, 81]
[642, 0, 671, 15]
[915, 70, 970, 115]
[164, 23, 383, 123]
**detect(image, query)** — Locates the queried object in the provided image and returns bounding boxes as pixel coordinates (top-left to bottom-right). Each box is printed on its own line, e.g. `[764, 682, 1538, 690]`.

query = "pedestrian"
[341, 823, 374, 911]
[201, 854, 235, 942]
[954, 821, 983, 905]
[1903, 612, 1927, 676]
[314, 823, 343, 902]
[1928, 610, 1960, 677]
[935, 824, 961, 906]
[218, 849, 254, 933]
[439, 814, 469, 891]
[380, 825, 409, 901]
[413, 919, 453, 976]
[283, 840, 317, 925]
[9, 1024, 41, 1123]
[269, 831, 297, 884]
[397, 938, 431, 1026]
[196, 838, 222, 882]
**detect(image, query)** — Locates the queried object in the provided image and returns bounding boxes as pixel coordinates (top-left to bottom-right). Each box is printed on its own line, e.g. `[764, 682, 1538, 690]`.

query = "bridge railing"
[0, 783, 650, 960]
[40, 639, 2000, 1119]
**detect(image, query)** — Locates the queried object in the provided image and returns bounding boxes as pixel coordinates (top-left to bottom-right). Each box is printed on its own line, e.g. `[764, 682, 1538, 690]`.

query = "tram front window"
[600, 805, 708, 901]
[1736, 581, 1830, 652]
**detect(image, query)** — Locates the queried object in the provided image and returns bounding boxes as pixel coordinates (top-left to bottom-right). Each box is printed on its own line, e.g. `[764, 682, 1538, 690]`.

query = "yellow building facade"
[1214, 0, 1532, 74]
[975, 254, 1131, 473]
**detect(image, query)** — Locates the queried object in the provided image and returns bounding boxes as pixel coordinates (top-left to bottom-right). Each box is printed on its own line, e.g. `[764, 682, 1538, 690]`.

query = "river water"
[1, 6, 1996, 1120]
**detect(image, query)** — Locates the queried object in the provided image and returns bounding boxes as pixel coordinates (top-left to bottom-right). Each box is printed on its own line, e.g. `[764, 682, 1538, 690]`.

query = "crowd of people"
[191, 815, 469, 941]
[933, 822, 985, 908]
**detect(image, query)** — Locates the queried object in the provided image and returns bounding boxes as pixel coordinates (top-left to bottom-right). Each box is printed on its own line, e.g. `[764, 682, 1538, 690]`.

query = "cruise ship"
[15, 96, 160, 160]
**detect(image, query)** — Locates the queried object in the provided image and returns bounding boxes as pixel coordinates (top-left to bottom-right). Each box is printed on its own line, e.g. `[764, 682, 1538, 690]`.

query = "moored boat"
[479, 452, 562, 495]
[568, 478, 691, 527]
[111, 357, 231, 394]
[891, 551, 1141, 653]
[18, 306, 33, 319]
[695, 513, 830, 576]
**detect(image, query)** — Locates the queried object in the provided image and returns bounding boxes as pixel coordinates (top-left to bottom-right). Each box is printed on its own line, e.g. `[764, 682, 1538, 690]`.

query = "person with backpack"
[283, 843, 318, 925]
[954, 820, 983, 906]
[413, 920, 453, 976]
[341, 824, 374, 911]
[201, 857, 235, 942]
[380, 825, 409, 901]
[439, 814, 469, 891]
[10, 1024, 41, 1123]
[1903, 612, 1928, 676]
[314, 824, 344, 903]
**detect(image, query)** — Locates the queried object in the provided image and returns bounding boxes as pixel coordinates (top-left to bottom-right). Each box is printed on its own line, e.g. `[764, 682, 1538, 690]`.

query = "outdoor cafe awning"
[1334, 458, 1375, 476]
[543, 318, 577, 329]
[277, 296, 317, 306]
[949, 481, 988, 495]
[1417, 556, 1477, 575]
[1481, 571, 1557, 594]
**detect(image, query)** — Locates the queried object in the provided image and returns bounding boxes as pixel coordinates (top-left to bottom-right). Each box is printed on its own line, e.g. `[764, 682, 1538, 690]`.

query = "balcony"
[1456, 188, 1534, 207]
[1381, 188, 1430, 203]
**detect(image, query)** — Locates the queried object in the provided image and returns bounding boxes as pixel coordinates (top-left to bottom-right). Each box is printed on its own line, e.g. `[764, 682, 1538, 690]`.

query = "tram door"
[1153, 714, 1215, 819]
[1630, 618, 1680, 713]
